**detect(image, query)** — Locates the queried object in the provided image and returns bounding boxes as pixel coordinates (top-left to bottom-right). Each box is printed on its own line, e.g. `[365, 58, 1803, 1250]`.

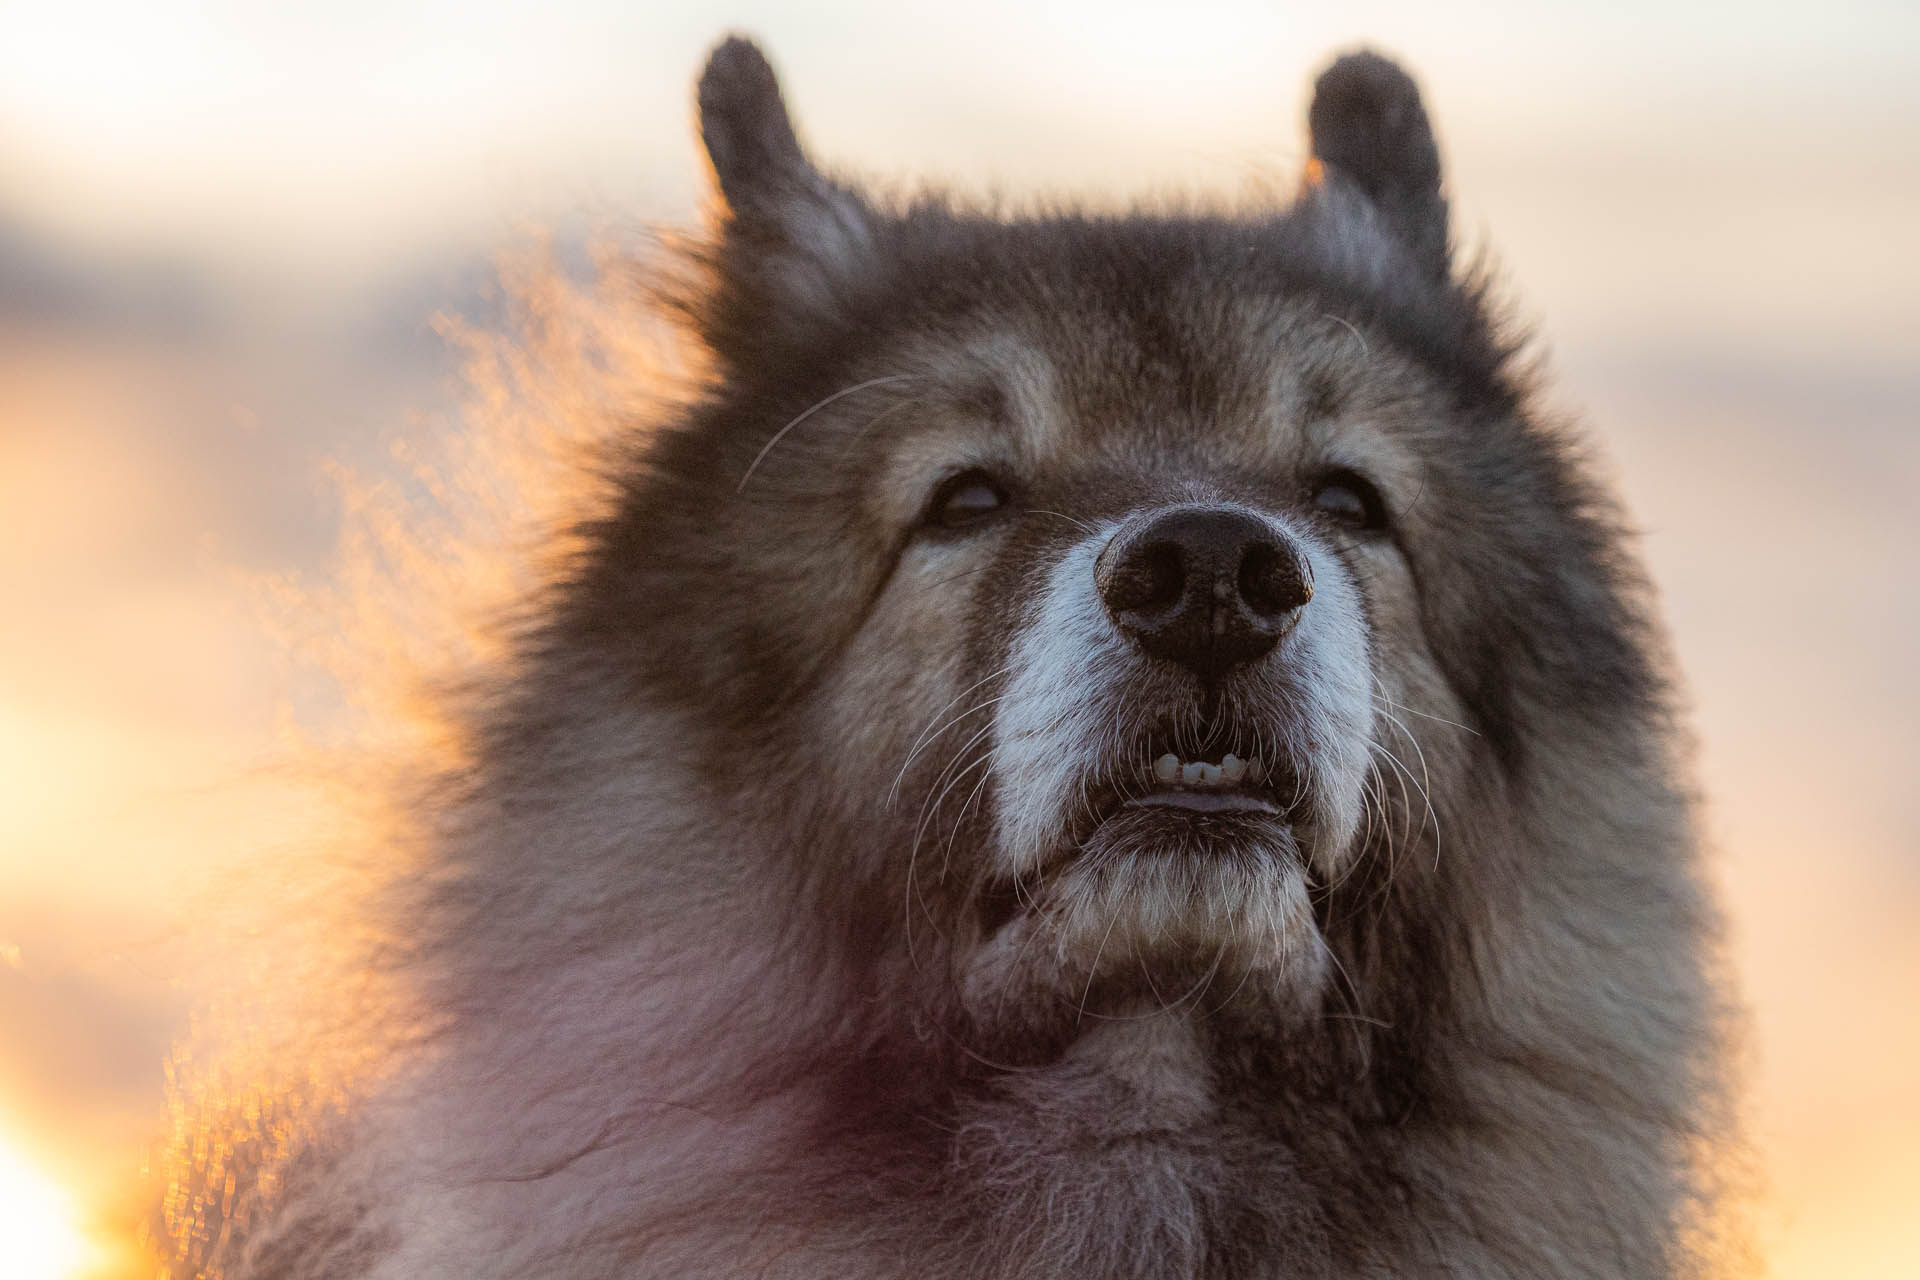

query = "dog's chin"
[957, 802, 1329, 1048]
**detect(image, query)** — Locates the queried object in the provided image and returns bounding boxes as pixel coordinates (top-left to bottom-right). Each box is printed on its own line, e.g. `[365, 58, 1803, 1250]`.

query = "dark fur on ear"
[1308, 51, 1450, 277]
[698, 36, 816, 224]
[693, 36, 875, 351]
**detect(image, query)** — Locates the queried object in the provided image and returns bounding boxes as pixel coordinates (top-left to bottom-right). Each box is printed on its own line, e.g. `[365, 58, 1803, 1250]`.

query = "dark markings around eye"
[924, 469, 1008, 532]
[1311, 469, 1390, 533]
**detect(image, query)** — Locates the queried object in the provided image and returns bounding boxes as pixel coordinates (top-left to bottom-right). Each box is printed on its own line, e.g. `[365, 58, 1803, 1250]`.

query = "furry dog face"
[567, 43, 1654, 1059]
[777, 296, 1407, 1041]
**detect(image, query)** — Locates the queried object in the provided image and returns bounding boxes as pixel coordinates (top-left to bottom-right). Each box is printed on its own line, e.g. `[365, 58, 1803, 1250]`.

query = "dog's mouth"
[1077, 736, 1306, 832]
[1124, 749, 1289, 815]
[976, 736, 1309, 938]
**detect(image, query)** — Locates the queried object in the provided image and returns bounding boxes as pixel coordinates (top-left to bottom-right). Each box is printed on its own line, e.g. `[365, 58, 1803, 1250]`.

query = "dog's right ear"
[697, 37, 874, 334]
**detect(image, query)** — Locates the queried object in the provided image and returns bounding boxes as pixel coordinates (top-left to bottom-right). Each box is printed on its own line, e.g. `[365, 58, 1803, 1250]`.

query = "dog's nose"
[1095, 506, 1312, 680]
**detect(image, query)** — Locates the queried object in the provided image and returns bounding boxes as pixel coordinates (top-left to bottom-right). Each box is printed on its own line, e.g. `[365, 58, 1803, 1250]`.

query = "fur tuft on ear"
[1307, 51, 1450, 278]
[693, 36, 876, 346]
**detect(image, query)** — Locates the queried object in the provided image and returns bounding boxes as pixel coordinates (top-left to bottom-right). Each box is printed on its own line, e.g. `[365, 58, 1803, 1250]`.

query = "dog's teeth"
[1151, 753, 1259, 788]
[1247, 756, 1264, 782]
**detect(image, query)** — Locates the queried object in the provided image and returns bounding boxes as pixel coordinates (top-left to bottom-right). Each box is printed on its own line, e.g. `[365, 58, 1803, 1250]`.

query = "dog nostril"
[1240, 542, 1313, 617]
[1101, 541, 1183, 616]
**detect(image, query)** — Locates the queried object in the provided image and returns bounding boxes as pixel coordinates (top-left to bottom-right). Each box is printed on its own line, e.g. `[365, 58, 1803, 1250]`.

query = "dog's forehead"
[890, 282, 1427, 473]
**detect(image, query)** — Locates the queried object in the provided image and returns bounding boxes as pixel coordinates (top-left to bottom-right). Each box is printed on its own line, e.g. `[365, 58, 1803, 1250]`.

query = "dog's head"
[562, 39, 1654, 1053]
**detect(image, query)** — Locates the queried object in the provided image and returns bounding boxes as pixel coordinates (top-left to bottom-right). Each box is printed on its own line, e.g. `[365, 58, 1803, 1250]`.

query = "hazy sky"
[4, 2, 1916, 315]
[1, 3, 1916, 1276]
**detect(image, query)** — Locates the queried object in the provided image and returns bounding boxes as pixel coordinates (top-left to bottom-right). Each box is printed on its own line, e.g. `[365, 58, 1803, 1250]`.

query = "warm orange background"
[2, 3, 1916, 1276]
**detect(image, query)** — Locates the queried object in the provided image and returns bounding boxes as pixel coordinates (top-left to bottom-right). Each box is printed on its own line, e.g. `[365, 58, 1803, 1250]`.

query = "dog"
[164, 35, 1731, 1279]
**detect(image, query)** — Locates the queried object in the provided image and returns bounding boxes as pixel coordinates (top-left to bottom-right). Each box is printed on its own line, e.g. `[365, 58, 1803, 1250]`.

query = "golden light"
[0, 1139, 94, 1280]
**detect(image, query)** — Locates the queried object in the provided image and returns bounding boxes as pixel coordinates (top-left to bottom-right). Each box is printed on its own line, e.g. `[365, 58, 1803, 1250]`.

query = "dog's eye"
[1311, 470, 1389, 532]
[924, 470, 1007, 531]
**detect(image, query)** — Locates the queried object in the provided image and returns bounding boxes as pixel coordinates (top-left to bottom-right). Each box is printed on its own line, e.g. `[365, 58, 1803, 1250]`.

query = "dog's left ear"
[1306, 51, 1450, 278]
[697, 36, 874, 332]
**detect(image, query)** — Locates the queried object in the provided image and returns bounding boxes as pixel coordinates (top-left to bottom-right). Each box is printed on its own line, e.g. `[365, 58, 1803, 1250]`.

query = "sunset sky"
[2, 2, 1917, 1276]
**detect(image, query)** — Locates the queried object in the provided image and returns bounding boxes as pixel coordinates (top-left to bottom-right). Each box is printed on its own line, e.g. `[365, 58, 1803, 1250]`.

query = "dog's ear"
[696, 36, 874, 333]
[1306, 51, 1449, 278]
[698, 36, 817, 225]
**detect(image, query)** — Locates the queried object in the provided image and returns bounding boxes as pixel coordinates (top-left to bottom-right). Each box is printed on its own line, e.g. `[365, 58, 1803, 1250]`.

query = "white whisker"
[736, 374, 916, 492]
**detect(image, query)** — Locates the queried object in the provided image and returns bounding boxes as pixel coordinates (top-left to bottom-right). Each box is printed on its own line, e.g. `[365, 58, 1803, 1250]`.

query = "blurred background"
[1, 1, 1915, 1275]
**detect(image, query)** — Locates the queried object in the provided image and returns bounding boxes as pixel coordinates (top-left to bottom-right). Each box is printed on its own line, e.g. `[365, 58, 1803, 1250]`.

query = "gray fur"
[164, 37, 1732, 1280]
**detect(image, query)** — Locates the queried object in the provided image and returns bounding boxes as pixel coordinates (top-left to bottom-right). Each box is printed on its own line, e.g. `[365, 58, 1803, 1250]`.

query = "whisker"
[941, 763, 997, 881]
[1075, 911, 1123, 1028]
[1371, 677, 1479, 737]
[736, 374, 916, 492]
[1080, 946, 1225, 1021]
[903, 748, 993, 957]
[1321, 312, 1370, 357]
[1369, 700, 1442, 869]
[1023, 508, 1099, 536]
[887, 667, 1011, 808]
[913, 725, 996, 839]
[1369, 740, 1440, 881]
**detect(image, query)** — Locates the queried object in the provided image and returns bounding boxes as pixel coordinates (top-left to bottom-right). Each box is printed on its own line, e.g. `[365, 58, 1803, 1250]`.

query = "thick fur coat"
[166, 38, 1730, 1280]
